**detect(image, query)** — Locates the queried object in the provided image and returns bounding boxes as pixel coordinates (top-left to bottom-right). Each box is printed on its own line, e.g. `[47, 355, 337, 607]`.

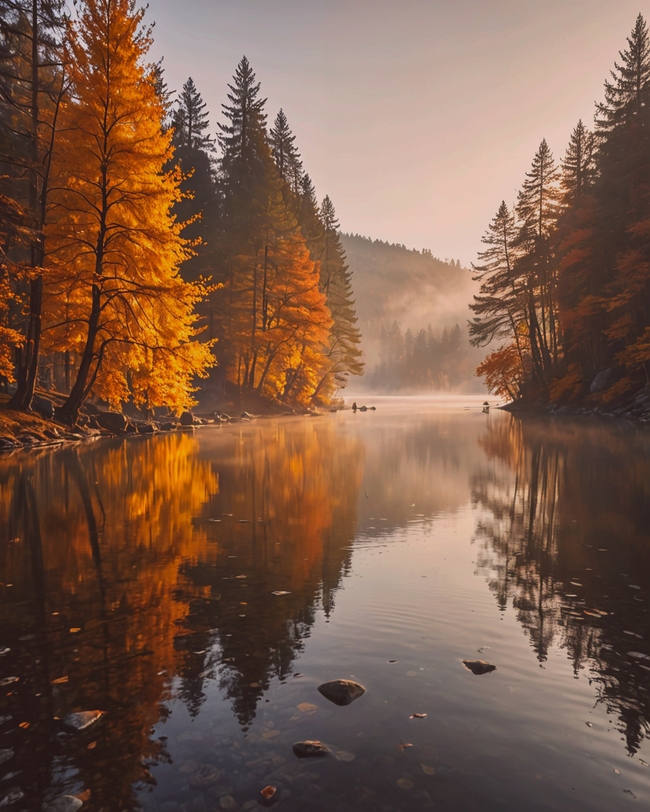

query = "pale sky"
[147, 0, 648, 266]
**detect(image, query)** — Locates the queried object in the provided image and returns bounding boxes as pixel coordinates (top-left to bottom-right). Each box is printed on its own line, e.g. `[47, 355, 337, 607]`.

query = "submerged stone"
[188, 764, 222, 791]
[292, 740, 329, 759]
[317, 679, 366, 706]
[43, 796, 84, 812]
[62, 710, 106, 731]
[462, 660, 497, 675]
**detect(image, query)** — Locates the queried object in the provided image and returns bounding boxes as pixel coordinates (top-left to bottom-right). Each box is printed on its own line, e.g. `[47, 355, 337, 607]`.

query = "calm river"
[0, 397, 649, 812]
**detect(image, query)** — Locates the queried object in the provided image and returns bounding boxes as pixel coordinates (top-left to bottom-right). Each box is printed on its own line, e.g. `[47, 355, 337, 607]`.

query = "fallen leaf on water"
[18, 722, 30, 729]
[388, 659, 398, 663]
[586, 722, 593, 728]
[410, 713, 427, 719]
[397, 778, 414, 789]
[421, 763, 436, 775]
[260, 786, 276, 800]
[0, 677, 18, 687]
[69, 628, 81, 634]
[86, 742, 96, 750]
[271, 591, 291, 596]
[639, 759, 649, 766]
[51, 676, 69, 684]
[235, 575, 247, 580]
[613, 768, 621, 775]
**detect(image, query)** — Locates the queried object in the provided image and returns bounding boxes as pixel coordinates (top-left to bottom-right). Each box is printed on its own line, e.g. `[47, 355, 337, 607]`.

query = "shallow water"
[0, 397, 649, 811]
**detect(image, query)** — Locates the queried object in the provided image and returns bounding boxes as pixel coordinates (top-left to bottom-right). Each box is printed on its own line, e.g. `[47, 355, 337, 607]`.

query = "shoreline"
[500, 386, 650, 425]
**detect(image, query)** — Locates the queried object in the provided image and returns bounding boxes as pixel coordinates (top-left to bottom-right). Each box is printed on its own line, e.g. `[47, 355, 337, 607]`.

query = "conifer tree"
[173, 76, 215, 153]
[561, 120, 595, 206]
[1, 0, 66, 408]
[310, 195, 363, 401]
[45, 0, 213, 422]
[470, 201, 527, 370]
[269, 108, 302, 193]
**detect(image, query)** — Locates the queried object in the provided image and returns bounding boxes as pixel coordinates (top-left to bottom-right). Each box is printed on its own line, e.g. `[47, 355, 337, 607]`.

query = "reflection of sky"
[147, 0, 646, 264]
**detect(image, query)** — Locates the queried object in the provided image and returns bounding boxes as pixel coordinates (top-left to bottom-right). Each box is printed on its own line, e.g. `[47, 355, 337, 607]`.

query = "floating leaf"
[0, 677, 18, 687]
[260, 786, 277, 800]
[410, 713, 427, 719]
[51, 676, 69, 685]
[62, 711, 106, 731]
[271, 591, 291, 596]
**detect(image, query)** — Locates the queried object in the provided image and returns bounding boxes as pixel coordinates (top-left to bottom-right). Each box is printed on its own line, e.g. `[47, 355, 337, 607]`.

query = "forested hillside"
[341, 234, 482, 390]
[472, 14, 650, 410]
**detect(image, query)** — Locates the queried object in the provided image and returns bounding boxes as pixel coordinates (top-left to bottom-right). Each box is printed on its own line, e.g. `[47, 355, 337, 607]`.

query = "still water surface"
[1, 397, 650, 811]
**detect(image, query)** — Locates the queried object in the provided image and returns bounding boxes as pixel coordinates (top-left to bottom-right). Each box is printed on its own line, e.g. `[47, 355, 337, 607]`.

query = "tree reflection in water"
[0, 422, 362, 811]
[473, 414, 650, 755]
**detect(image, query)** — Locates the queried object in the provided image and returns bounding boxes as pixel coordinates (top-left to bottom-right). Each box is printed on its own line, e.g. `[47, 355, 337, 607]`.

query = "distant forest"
[0, 0, 362, 419]
[472, 14, 650, 407]
[341, 234, 480, 391]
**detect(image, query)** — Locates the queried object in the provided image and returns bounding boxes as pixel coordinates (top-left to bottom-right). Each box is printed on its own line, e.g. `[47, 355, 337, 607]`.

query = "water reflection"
[474, 414, 650, 754]
[0, 422, 363, 811]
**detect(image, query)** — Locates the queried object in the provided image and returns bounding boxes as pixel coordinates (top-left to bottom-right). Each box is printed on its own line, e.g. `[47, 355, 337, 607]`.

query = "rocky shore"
[502, 384, 650, 424]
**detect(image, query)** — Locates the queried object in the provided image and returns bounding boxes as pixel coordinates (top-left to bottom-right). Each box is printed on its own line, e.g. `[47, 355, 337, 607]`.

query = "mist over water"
[0, 397, 649, 811]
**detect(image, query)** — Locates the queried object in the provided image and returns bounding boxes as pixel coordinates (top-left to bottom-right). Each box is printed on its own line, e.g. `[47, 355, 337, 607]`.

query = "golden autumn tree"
[43, 0, 213, 422]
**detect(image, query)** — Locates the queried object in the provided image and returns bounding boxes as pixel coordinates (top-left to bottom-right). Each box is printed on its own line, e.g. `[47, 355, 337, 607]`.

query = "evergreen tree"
[269, 108, 303, 193]
[310, 195, 363, 401]
[173, 76, 215, 153]
[0, 0, 66, 408]
[561, 120, 595, 205]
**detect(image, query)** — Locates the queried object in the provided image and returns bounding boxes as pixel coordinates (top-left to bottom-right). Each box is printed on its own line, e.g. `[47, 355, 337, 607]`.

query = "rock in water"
[62, 710, 106, 731]
[188, 764, 222, 791]
[43, 796, 84, 812]
[317, 679, 366, 706]
[180, 411, 195, 426]
[462, 659, 497, 675]
[293, 740, 330, 758]
[95, 411, 129, 434]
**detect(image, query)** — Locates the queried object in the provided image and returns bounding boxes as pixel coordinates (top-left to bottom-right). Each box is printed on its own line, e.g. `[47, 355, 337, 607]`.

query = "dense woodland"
[472, 14, 650, 407]
[0, 0, 363, 421]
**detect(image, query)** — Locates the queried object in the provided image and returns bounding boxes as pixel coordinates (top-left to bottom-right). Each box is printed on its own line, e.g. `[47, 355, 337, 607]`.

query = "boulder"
[32, 395, 55, 419]
[159, 422, 175, 432]
[136, 423, 156, 434]
[317, 678, 366, 706]
[95, 411, 129, 434]
[293, 740, 329, 759]
[180, 411, 195, 426]
[590, 368, 617, 394]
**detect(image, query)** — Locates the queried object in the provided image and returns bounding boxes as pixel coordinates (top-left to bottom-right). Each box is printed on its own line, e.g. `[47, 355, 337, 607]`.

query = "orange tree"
[44, 0, 213, 422]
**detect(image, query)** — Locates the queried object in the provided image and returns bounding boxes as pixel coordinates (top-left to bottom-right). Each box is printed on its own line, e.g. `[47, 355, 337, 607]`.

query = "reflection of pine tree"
[473, 415, 650, 753]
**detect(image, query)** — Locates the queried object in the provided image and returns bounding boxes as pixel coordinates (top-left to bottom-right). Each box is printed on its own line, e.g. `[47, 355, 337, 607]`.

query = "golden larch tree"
[44, 0, 213, 422]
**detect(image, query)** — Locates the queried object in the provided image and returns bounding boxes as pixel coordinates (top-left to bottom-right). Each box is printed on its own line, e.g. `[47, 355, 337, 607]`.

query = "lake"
[0, 396, 649, 812]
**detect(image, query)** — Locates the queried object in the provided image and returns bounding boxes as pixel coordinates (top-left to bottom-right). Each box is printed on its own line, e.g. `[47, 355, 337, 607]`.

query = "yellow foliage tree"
[44, 0, 214, 422]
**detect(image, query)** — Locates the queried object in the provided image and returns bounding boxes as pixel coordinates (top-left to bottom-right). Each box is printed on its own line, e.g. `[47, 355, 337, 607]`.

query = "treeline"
[0, 0, 363, 422]
[471, 14, 650, 407]
[369, 321, 475, 391]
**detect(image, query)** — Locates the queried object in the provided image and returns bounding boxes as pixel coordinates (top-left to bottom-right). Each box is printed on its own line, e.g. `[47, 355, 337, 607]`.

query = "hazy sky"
[147, 0, 647, 266]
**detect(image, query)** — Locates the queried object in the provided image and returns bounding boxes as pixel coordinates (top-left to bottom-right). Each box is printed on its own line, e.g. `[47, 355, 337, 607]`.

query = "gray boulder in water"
[462, 659, 496, 675]
[293, 740, 330, 758]
[317, 678, 366, 706]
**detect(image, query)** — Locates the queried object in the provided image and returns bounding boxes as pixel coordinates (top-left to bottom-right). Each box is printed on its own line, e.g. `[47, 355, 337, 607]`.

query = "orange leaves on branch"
[476, 344, 526, 401]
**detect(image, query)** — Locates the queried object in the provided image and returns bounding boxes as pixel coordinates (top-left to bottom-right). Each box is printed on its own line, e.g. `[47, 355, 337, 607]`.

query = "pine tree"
[310, 195, 363, 401]
[515, 140, 562, 377]
[173, 76, 215, 153]
[470, 200, 527, 368]
[1, 0, 66, 408]
[561, 120, 595, 206]
[269, 108, 302, 193]
[45, 0, 213, 422]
